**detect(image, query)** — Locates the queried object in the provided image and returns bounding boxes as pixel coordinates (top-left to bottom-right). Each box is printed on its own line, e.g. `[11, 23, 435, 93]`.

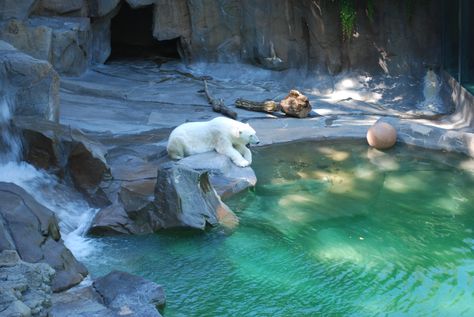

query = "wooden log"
[235, 98, 280, 113]
[279, 90, 312, 118]
[203, 80, 237, 119]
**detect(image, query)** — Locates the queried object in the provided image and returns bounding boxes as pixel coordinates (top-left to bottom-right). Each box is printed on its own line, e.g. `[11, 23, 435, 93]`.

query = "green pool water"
[84, 141, 474, 316]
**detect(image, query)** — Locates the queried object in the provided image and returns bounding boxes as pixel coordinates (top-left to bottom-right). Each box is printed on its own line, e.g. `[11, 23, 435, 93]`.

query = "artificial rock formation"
[14, 117, 110, 206]
[0, 40, 59, 121]
[154, 163, 236, 229]
[0, 183, 88, 292]
[89, 152, 247, 236]
[0, 1, 442, 76]
[50, 270, 165, 317]
[279, 90, 312, 118]
[0, 0, 120, 76]
[0, 250, 55, 317]
[178, 152, 257, 199]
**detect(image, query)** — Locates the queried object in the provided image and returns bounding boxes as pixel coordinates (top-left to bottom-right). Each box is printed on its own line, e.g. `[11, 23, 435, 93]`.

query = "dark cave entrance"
[108, 3, 181, 61]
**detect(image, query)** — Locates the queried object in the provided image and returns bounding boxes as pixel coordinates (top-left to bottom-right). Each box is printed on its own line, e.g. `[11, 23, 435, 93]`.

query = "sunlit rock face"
[366, 122, 397, 150]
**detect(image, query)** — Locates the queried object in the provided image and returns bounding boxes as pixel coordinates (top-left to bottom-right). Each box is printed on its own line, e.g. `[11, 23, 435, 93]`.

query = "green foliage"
[366, 0, 375, 23]
[338, 0, 425, 41]
[339, 0, 356, 40]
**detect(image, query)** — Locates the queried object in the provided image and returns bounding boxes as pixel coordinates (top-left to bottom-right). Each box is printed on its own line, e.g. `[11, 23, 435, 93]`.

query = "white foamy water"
[0, 96, 22, 163]
[0, 96, 100, 260]
[0, 161, 101, 259]
[419, 69, 442, 112]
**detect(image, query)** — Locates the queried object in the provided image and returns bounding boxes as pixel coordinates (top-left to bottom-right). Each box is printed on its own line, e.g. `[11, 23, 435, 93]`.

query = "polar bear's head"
[236, 123, 259, 145]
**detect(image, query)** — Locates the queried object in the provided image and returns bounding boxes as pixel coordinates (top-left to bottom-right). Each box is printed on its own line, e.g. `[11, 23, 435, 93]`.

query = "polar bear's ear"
[232, 127, 241, 138]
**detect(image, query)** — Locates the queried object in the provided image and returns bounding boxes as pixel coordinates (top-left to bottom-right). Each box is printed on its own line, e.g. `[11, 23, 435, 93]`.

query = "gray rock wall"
[0, 250, 54, 317]
[151, 0, 442, 75]
[0, 0, 442, 76]
[0, 40, 59, 121]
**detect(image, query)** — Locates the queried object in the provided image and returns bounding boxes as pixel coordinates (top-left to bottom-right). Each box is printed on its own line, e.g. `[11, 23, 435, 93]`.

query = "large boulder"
[31, 17, 91, 75]
[178, 152, 256, 199]
[0, 17, 92, 76]
[0, 40, 59, 121]
[0, 0, 37, 20]
[14, 117, 110, 206]
[51, 286, 114, 317]
[0, 183, 88, 292]
[0, 250, 55, 317]
[88, 134, 249, 235]
[89, 156, 242, 235]
[0, 20, 52, 63]
[88, 142, 166, 236]
[153, 163, 236, 229]
[88, 203, 143, 235]
[51, 271, 165, 317]
[93, 271, 165, 316]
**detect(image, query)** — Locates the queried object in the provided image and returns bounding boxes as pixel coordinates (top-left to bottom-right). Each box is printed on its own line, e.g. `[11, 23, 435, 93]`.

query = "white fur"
[167, 117, 259, 167]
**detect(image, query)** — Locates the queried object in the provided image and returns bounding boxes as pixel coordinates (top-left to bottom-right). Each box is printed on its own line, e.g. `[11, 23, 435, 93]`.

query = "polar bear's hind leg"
[167, 137, 185, 160]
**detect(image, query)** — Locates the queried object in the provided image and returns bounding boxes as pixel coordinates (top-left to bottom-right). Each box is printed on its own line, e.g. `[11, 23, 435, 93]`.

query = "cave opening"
[108, 3, 181, 62]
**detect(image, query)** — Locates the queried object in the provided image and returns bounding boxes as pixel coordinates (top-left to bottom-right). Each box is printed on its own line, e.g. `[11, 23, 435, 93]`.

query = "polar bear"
[167, 117, 260, 167]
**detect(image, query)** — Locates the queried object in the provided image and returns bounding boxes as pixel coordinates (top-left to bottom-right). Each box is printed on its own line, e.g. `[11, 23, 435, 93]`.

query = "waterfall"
[0, 95, 100, 260]
[420, 68, 442, 112]
[0, 96, 22, 163]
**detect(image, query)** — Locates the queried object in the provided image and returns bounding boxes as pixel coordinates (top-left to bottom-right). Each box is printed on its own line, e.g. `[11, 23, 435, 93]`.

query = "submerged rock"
[0, 183, 88, 292]
[0, 250, 55, 317]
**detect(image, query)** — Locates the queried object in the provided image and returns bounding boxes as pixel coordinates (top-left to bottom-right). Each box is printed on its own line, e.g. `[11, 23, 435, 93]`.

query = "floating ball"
[366, 122, 397, 150]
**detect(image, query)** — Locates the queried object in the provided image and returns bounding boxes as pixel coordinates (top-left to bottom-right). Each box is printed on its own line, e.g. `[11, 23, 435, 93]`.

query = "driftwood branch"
[203, 80, 237, 119]
[235, 98, 280, 113]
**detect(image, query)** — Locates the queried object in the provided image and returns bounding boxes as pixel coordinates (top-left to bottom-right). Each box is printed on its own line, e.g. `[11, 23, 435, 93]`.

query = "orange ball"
[366, 122, 397, 150]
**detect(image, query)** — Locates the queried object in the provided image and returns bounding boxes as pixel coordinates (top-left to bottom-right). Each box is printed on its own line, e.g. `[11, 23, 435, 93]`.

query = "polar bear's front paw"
[234, 158, 250, 167]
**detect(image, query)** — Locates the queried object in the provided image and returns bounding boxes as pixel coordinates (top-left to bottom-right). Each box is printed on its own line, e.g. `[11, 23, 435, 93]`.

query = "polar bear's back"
[167, 118, 226, 159]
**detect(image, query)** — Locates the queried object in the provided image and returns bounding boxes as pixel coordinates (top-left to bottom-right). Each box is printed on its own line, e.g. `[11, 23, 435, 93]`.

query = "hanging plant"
[366, 0, 375, 23]
[339, 0, 357, 40]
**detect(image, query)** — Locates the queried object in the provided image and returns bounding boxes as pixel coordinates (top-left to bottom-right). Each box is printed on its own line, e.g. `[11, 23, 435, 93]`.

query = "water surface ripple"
[85, 141, 474, 316]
